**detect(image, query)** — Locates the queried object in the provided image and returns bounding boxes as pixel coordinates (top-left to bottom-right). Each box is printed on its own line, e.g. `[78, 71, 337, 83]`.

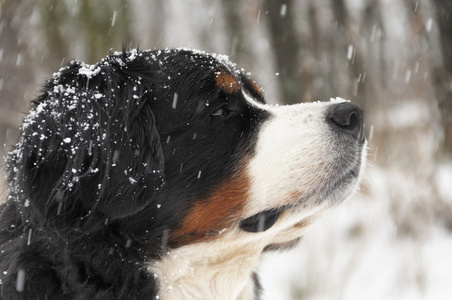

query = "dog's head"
[8, 48, 366, 252]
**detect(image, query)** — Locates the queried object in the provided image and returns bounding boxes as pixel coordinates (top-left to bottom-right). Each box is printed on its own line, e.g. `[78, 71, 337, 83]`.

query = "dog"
[0, 48, 366, 299]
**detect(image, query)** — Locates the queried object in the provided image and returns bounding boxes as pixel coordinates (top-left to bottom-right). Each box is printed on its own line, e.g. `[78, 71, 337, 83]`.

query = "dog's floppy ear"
[10, 58, 164, 221]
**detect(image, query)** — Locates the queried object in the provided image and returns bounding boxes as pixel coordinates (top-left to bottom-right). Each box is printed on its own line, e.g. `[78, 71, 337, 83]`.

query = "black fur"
[0, 49, 267, 299]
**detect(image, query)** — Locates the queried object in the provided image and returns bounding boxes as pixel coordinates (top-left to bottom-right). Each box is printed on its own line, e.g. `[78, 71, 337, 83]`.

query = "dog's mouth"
[239, 207, 287, 233]
[240, 159, 363, 233]
[324, 158, 362, 203]
[334, 165, 360, 189]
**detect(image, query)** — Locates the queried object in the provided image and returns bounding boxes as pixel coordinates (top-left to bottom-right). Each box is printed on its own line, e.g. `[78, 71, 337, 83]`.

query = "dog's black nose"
[327, 102, 364, 142]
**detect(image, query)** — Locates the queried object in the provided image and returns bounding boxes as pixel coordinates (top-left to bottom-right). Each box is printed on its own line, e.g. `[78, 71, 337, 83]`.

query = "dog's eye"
[211, 107, 229, 117]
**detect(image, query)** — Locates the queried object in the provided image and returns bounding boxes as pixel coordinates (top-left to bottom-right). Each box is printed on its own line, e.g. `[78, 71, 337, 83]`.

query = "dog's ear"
[10, 59, 164, 221]
[93, 75, 165, 218]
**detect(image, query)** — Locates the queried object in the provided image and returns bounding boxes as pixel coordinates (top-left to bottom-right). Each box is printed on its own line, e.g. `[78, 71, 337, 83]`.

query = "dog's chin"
[323, 165, 361, 206]
[240, 151, 366, 234]
[318, 143, 367, 208]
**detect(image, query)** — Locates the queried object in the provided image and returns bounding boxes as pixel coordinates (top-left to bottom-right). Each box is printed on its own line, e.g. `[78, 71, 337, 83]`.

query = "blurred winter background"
[0, 0, 451, 299]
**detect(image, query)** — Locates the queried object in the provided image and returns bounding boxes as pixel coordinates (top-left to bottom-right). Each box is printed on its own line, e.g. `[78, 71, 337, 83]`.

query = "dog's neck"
[146, 213, 319, 299]
[147, 235, 263, 300]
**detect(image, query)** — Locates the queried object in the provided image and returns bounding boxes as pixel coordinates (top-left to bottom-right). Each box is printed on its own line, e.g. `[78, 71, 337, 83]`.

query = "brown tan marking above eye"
[214, 70, 240, 94]
[247, 78, 264, 98]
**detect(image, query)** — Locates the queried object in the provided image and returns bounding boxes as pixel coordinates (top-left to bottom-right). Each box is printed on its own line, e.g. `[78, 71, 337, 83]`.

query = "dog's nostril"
[327, 102, 364, 141]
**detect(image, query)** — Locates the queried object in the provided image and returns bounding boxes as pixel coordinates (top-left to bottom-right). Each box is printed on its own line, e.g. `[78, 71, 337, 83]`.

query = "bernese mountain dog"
[0, 48, 366, 299]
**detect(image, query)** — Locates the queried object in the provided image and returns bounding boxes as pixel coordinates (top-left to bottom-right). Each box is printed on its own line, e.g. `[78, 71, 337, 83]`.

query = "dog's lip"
[240, 155, 363, 233]
[319, 159, 362, 206]
[334, 162, 360, 187]
[239, 206, 290, 233]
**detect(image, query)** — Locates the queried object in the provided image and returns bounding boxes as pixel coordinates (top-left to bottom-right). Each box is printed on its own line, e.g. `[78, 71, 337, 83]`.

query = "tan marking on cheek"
[289, 190, 300, 200]
[263, 238, 301, 252]
[293, 216, 316, 228]
[287, 189, 308, 204]
[169, 168, 250, 246]
[215, 71, 240, 94]
[263, 215, 318, 252]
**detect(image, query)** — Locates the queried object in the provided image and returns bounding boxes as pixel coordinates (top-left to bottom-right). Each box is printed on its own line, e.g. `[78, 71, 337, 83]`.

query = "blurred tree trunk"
[433, 0, 452, 73]
[131, 0, 164, 49]
[222, 0, 251, 66]
[263, 0, 301, 104]
[0, 0, 34, 156]
[79, 0, 132, 63]
[37, 0, 132, 65]
[330, 0, 384, 111]
[432, 0, 452, 155]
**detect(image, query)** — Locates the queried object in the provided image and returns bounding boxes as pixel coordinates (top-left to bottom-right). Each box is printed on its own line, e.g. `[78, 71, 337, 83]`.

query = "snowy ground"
[260, 165, 452, 300]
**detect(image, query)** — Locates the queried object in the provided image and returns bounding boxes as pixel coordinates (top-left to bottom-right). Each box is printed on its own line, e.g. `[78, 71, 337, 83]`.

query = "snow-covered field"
[260, 164, 452, 300]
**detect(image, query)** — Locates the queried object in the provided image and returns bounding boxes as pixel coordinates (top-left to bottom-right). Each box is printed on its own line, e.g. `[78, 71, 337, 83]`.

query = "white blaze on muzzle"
[241, 92, 366, 232]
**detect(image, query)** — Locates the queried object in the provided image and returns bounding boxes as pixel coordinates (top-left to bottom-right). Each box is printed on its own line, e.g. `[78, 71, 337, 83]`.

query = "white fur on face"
[243, 92, 367, 223]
